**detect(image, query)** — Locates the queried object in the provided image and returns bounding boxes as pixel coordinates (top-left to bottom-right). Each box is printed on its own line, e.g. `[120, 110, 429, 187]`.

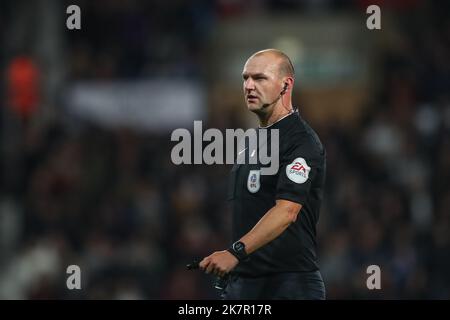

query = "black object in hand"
[187, 258, 230, 291]
[186, 259, 200, 270]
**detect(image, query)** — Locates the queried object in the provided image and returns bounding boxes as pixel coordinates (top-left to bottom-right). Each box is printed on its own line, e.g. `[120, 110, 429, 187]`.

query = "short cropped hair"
[251, 49, 295, 78]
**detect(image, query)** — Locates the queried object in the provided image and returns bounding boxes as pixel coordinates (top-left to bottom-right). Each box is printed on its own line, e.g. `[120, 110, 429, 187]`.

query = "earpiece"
[281, 83, 288, 95]
[262, 83, 289, 108]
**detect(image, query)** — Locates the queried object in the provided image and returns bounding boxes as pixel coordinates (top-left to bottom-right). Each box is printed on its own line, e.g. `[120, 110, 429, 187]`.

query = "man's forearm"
[239, 200, 301, 255]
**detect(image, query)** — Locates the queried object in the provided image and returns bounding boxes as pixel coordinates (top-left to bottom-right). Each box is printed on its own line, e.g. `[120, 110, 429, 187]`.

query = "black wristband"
[227, 241, 249, 262]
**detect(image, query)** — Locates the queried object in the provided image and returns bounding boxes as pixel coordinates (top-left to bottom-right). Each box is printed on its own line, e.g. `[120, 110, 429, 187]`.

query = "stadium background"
[0, 0, 449, 299]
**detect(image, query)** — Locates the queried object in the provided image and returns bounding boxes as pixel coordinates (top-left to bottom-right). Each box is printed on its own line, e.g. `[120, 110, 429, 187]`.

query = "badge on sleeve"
[247, 170, 261, 193]
[286, 157, 311, 184]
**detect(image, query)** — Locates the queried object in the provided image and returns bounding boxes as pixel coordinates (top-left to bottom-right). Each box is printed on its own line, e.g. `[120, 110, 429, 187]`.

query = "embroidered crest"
[247, 170, 261, 193]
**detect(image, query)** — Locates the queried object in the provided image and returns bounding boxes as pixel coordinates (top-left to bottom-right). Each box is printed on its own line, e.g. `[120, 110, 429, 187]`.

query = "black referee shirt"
[228, 111, 326, 277]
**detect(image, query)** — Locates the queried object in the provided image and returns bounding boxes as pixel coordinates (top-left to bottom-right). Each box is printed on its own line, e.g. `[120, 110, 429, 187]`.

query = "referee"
[199, 49, 326, 300]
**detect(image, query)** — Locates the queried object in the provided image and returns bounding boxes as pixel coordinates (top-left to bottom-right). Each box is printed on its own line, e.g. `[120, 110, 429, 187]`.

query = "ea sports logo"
[286, 157, 310, 184]
[290, 162, 306, 173]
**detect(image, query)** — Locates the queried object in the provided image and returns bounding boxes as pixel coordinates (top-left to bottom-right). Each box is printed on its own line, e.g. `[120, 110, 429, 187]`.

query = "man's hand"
[199, 250, 239, 277]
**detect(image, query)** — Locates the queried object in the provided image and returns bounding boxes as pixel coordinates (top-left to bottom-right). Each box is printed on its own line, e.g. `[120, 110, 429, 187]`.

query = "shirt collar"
[258, 110, 299, 131]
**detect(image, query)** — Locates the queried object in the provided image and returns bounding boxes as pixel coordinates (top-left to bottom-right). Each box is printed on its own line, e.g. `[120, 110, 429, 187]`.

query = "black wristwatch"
[227, 241, 249, 262]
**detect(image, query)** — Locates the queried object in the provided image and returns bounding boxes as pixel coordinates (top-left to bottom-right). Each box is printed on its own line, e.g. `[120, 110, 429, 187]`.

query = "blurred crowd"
[1, 0, 449, 299]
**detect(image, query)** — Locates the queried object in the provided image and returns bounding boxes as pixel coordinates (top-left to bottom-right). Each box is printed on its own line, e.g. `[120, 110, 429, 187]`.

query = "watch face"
[233, 242, 244, 251]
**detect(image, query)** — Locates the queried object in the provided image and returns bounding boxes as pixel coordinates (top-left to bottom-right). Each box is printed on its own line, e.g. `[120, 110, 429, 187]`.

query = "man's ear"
[283, 77, 295, 94]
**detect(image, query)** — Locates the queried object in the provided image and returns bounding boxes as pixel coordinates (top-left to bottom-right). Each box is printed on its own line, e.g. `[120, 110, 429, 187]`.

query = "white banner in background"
[65, 80, 206, 131]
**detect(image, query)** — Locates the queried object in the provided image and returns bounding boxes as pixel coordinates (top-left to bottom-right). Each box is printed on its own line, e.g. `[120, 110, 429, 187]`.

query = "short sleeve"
[275, 145, 321, 205]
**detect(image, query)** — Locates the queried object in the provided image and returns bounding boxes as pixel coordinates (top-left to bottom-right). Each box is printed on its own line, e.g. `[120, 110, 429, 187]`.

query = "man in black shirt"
[199, 49, 326, 299]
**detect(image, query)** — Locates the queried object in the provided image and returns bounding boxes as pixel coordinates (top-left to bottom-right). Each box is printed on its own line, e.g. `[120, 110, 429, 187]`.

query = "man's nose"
[244, 79, 255, 91]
